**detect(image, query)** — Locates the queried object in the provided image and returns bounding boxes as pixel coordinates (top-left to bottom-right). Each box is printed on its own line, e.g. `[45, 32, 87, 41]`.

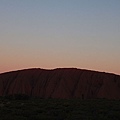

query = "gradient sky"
[0, 0, 120, 74]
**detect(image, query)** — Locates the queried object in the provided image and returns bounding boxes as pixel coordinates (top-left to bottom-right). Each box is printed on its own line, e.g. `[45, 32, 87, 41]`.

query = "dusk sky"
[0, 0, 120, 75]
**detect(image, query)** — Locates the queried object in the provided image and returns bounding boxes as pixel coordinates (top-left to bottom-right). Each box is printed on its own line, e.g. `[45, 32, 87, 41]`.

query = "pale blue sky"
[0, 0, 120, 74]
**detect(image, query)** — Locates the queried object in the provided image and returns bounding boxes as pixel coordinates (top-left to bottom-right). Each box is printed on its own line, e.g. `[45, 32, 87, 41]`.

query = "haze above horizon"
[0, 0, 120, 75]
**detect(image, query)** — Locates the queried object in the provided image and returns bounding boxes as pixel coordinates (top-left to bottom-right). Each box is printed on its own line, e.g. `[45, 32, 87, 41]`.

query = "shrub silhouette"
[4, 94, 30, 100]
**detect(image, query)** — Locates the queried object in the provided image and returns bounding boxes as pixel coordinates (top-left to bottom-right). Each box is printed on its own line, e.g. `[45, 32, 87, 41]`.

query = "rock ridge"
[0, 68, 120, 99]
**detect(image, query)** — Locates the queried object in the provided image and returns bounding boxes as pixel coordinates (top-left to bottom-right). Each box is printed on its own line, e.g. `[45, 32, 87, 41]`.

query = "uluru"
[0, 68, 120, 99]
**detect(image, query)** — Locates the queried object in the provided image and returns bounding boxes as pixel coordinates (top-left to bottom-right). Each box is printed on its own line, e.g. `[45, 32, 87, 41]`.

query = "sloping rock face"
[0, 68, 120, 99]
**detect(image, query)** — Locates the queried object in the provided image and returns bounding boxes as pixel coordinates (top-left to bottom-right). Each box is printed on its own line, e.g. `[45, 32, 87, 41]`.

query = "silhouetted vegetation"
[3, 94, 30, 100]
[0, 97, 120, 120]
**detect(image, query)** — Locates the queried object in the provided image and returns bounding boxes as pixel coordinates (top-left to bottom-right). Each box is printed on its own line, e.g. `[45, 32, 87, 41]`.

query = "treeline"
[1, 94, 30, 100]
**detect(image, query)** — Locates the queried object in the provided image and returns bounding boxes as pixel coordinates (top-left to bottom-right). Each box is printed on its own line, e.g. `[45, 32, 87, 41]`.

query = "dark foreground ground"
[0, 96, 120, 120]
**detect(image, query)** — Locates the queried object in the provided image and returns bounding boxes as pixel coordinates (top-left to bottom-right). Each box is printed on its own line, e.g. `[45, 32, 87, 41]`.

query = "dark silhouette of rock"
[0, 68, 120, 99]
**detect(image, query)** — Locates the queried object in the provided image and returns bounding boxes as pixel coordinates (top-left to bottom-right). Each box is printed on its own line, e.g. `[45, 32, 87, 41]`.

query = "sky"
[0, 0, 120, 75]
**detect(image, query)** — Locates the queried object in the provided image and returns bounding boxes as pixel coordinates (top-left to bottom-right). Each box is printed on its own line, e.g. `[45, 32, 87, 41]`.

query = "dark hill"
[0, 68, 120, 99]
